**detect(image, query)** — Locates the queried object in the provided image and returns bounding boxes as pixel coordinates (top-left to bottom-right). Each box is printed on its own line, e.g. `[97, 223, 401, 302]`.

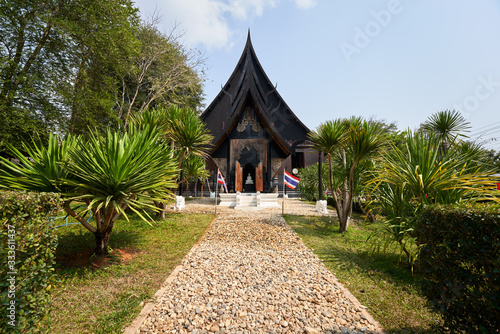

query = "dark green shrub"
[414, 203, 500, 333]
[297, 163, 329, 201]
[0, 191, 60, 333]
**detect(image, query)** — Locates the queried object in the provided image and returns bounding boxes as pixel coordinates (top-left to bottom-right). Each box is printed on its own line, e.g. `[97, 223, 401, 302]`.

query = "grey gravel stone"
[139, 198, 384, 333]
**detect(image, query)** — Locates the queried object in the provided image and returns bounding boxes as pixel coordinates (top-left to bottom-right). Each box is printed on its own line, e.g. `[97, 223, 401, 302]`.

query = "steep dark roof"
[201, 31, 310, 154]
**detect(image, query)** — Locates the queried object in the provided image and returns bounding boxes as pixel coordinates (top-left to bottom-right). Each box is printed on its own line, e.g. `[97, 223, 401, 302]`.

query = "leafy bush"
[414, 204, 500, 333]
[0, 191, 60, 333]
[297, 163, 329, 201]
[368, 132, 497, 263]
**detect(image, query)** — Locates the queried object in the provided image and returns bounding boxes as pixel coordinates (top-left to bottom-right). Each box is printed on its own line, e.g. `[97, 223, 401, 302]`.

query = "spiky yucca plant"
[368, 131, 498, 263]
[0, 126, 178, 255]
[0, 133, 80, 192]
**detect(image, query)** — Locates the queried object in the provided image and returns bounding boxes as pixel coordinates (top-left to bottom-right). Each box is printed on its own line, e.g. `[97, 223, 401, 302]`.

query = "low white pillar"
[210, 192, 215, 198]
[235, 191, 241, 207]
[174, 196, 185, 211]
[316, 200, 328, 214]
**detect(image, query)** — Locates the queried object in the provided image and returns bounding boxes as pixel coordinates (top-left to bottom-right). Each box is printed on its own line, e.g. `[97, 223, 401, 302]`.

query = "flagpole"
[215, 169, 218, 215]
[282, 168, 285, 215]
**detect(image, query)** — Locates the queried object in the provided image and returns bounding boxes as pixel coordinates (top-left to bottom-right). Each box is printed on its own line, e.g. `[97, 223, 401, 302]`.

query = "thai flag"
[217, 169, 228, 193]
[284, 170, 300, 189]
[325, 187, 329, 195]
[497, 182, 500, 190]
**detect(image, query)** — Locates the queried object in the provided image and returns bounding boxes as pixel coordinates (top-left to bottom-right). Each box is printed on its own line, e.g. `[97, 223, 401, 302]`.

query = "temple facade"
[202, 33, 315, 193]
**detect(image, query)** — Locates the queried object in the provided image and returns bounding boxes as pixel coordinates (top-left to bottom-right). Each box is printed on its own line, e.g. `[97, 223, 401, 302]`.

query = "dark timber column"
[227, 140, 231, 191]
[256, 162, 263, 192]
[235, 161, 243, 192]
[267, 138, 272, 189]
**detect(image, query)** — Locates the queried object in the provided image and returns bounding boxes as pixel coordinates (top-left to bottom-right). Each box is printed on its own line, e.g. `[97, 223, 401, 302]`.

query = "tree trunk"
[339, 156, 360, 232]
[327, 153, 343, 224]
[153, 201, 166, 219]
[93, 222, 114, 256]
[357, 198, 376, 223]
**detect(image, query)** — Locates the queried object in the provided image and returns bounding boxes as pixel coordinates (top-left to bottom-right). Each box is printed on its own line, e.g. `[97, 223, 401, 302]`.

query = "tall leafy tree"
[117, 18, 205, 128]
[484, 148, 500, 173]
[0, 0, 140, 149]
[64, 0, 140, 134]
[0, 0, 70, 153]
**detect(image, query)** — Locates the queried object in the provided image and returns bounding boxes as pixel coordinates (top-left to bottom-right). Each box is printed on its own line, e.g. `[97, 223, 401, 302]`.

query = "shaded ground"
[56, 247, 139, 270]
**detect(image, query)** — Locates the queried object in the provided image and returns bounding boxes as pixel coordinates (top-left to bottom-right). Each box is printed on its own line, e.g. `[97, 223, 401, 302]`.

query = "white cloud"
[293, 0, 316, 10]
[157, 0, 232, 50]
[149, 0, 314, 50]
[227, 0, 279, 20]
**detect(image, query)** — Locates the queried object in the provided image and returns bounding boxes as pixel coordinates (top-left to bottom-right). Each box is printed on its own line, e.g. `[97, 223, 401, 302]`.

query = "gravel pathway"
[127, 198, 384, 334]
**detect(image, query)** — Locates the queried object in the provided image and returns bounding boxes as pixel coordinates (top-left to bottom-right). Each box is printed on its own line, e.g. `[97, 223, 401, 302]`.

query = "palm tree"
[0, 125, 178, 255]
[130, 106, 213, 216]
[308, 119, 346, 225]
[341, 118, 387, 230]
[0, 133, 80, 193]
[309, 118, 386, 231]
[130, 106, 213, 168]
[182, 155, 210, 197]
[421, 109, 471, 153]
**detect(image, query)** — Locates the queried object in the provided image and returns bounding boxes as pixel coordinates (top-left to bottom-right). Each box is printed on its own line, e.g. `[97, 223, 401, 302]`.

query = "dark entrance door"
[243, 163, 255, 192]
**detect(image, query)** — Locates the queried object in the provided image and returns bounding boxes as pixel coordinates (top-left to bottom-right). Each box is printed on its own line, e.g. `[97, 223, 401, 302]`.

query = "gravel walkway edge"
[124, 216, 218, 334]
[124, 200, 386, 334]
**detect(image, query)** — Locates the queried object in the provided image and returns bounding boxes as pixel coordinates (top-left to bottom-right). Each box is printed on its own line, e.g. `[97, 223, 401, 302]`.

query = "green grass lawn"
[48, 211, 213, 334]
[284, 213, 443, 334]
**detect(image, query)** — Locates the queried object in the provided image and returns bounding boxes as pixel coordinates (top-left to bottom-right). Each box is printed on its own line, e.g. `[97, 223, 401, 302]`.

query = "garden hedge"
[414, 203, 500, 333]
[0, 191, 60, 333]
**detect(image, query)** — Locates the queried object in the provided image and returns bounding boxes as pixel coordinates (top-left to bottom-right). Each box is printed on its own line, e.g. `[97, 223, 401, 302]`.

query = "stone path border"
[124, 214, 217, 334]
[124, 198, 385, 334]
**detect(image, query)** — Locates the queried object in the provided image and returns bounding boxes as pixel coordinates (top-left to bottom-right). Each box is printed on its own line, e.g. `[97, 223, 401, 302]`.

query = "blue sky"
[134, 0, 500, 151]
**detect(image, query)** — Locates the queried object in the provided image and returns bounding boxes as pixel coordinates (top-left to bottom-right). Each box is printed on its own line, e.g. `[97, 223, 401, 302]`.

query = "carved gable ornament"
[237, 108, 261, 133]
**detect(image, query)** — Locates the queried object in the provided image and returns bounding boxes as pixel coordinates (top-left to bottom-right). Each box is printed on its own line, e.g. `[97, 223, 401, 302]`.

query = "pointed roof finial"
[247, 29, 251, 43]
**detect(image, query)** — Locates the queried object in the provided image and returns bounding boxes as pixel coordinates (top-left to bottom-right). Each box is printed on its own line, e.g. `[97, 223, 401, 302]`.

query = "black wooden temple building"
[201, 32, 314, 193]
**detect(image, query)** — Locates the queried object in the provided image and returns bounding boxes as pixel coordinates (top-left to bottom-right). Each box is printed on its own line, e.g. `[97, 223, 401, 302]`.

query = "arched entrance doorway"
[234, 147, 263, 192]
[243, 163, 255, 192]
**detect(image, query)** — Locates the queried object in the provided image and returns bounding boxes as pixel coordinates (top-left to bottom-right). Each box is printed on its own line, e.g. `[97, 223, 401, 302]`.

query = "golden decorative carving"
[237, 108, 261, 133]
[271, 158, 285, 178]
[231, 139, 267, 169]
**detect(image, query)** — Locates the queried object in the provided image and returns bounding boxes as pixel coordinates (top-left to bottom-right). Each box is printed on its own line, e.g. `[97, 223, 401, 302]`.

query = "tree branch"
[63, 201, 97, 233]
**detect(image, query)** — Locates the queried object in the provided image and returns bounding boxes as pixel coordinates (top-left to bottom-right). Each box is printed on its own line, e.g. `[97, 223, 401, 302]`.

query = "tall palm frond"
[308, 120, 346, 155]
[181, 155, 210, 184]
[129, 105, 213, 167]
[421, 110, 471, 148]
